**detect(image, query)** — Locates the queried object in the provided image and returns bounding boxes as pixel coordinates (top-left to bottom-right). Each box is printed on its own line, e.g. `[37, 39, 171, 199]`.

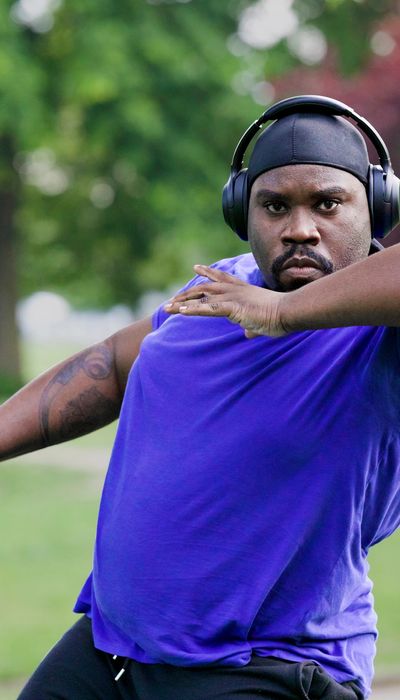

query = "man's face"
[247, 164, 372, 292]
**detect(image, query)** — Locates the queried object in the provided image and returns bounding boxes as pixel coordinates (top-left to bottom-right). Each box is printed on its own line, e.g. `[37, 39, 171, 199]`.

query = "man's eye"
[264, 202, 287, 214]
[317, 199, 340, 211]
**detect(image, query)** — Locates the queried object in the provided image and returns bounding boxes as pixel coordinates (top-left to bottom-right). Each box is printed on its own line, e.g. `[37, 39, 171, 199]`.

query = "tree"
[1, 0, 255, 389]
[0, 0, 50, 389]
[16, 0, 261, 309]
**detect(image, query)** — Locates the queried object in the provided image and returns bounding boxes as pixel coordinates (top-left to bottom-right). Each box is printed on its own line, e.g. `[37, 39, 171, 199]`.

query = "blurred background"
[1, 0, 400, 697]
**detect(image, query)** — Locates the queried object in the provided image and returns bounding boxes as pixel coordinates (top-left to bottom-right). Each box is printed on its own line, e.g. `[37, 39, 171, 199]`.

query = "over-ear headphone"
[222, 95, 400, 245]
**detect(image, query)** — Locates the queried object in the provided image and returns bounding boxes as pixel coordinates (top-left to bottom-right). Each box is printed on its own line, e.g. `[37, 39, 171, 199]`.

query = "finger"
[164, 297, 211, 314]
[244, 328, 261, 339]
[167, 289, 208, 305]
[193, 264, 247, 286]
[167, 282, 230, 305]
[174, 299, 236, 318]
[164, 292, 229, 314]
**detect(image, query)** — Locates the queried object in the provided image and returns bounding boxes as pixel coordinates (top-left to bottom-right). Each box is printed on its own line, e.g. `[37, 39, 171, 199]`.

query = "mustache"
[271, 245, 334, 276]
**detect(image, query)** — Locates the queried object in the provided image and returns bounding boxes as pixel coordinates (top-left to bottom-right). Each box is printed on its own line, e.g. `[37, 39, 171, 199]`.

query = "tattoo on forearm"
[59, 387, 117, 440]
[39, 343, 117, 446]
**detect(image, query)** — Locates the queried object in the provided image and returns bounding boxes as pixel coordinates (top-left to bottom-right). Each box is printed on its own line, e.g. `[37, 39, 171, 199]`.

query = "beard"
[270, 244, 334, 292]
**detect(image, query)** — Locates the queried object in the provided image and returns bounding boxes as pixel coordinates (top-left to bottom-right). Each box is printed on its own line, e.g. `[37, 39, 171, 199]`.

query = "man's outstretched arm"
[0, 317, 152, 462]
[165, 243, 400, 336]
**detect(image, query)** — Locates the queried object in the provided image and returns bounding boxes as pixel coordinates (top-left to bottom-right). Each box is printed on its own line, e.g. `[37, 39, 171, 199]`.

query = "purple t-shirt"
[75, 253, 400, 698]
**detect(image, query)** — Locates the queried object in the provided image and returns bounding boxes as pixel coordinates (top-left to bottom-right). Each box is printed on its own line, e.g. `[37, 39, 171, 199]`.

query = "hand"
[164, 265, 289, 338]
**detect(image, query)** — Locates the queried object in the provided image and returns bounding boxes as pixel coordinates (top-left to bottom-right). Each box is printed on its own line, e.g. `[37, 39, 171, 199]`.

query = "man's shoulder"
[151, 254, 264, 332]
[207, 253, 265, 287]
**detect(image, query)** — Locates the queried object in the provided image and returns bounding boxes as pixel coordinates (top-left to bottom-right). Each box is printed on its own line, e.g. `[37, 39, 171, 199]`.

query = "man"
[2, 97, 400, 699]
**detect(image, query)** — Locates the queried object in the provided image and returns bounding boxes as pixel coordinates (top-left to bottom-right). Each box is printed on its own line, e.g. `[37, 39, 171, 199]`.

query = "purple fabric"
[75, 254, 400, 699]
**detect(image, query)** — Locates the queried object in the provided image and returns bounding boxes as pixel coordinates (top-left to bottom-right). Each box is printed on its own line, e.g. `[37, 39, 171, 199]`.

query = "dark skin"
[165, 164, 400, 336]
[0, 318, 152, 460]
[247, 164, 371, 292]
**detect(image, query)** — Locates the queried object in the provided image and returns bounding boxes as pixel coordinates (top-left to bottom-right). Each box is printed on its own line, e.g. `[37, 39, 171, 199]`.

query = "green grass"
[369, 530, 400, 674]
[0, 463, 101, 681]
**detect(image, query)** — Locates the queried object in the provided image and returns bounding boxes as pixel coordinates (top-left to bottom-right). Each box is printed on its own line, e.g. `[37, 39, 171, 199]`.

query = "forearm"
[0, 338, 122, 462]
[282, 243, 400, 332]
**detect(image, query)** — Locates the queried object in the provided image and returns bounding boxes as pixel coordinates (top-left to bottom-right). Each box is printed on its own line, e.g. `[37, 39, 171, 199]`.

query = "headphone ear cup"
[233, 170, 249, 241]
[384, 168, 400, 236]
[222, 170, 249, 240]
[368, 165, 381, 238]
[222, 175, 235, 231]
[368, 165, 400, 238]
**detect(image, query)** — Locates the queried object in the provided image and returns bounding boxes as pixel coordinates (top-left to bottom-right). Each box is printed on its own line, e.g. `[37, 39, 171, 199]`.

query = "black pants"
[18, 616, 364, 700]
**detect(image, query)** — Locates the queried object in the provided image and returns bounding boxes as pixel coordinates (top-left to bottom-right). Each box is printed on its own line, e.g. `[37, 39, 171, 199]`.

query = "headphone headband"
[231, 95, 391, 175]
[223, 94, 399, 241]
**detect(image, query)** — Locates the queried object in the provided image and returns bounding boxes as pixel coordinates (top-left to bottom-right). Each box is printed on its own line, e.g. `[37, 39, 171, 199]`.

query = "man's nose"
[281, 208, 321, 245]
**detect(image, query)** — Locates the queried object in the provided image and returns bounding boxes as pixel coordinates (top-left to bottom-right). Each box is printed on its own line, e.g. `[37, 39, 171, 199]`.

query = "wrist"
[278, 288, 307, 334]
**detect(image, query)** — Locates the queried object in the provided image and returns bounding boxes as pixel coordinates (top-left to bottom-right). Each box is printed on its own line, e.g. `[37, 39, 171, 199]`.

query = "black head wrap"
[247, 112, 370, 190]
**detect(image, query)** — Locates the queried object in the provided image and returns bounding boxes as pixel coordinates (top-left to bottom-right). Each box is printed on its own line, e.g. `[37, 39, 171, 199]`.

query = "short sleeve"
[151, 254, 261, 331]
[151, 275, 204, 331]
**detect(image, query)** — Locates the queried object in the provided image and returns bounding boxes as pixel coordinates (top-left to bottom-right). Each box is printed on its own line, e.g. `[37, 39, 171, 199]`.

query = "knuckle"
[230, 302, 243, 322]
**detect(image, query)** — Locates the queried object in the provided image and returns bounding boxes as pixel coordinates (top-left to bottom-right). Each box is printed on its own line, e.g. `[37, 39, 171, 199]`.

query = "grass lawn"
[369, 531, 400, 674]
[0, 463, 101, 682]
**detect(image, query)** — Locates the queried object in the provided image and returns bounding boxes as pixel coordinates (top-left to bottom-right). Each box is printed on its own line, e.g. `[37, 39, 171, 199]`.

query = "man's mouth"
[270, 248, 334, 290]
[278, 258, 323, 283]
[281, 256, 322, 271]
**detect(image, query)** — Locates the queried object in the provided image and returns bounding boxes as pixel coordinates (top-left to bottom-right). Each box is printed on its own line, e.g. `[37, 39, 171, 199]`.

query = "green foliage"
[249, 0, 398, 80]
[11, 0, 253, 306]
[295, 0, 397, 74]
[1, 0, 398, 308]
[0, 12, 48, 148]
[0, 371, 22, 398]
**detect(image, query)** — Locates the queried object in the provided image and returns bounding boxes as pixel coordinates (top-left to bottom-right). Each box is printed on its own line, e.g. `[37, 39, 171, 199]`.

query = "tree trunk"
[0, 137, 21, 390]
